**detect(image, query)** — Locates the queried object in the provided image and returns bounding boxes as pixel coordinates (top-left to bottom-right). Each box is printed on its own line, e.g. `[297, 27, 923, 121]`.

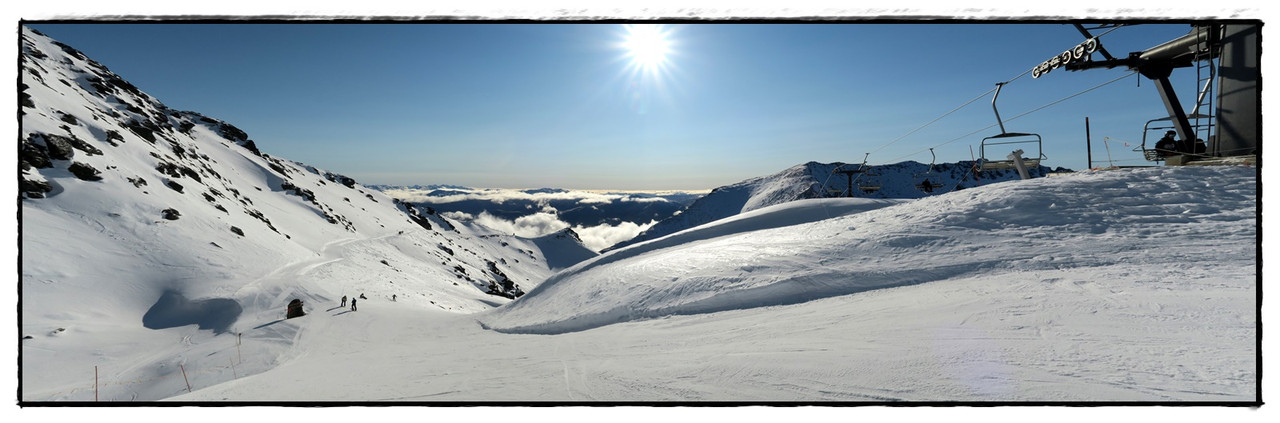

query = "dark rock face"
[21, 138, 52, 169]
[40, 133, 103, 159]
[281, 181, 317, 203]
[43, 134, 76, 160]
[20, 177, 53, 198]
[162, 208, 181, 220]
[124, 119, 158, 143]
[68, 161, 102, 181]
[218, 123, 248, 142]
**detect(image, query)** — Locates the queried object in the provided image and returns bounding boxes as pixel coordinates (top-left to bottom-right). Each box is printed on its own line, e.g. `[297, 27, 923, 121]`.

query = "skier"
[920, 179, 934, 193]
[359, 293, 367, 300]
[351, 298, 357, 312]
[341, 295, 347, 307]
[392, 294, 397, 302]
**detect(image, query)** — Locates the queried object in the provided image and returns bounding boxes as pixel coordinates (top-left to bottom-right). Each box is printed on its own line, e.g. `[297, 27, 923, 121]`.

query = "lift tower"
[1066, 23, 1258, 164]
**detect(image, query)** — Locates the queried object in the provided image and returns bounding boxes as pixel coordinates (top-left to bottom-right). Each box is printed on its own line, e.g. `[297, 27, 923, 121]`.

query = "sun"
[622, 24, 672, 71]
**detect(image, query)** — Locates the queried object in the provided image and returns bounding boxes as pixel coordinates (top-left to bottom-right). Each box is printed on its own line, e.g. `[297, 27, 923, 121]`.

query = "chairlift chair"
[914, 148, 943, 193]
[833, 158, 879, 196]
[1136, 114, 1214, 162]
[853, 153, 881, 193]
[979, 82, 1046, 170]
[857, 173, 881, 193]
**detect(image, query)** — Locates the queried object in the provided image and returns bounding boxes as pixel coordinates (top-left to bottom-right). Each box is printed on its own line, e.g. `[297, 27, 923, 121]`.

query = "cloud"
[383, 186, 679, 205]
[384, 187, 699, 251]
[454, 210, 656, 252]
[440, 211, 474, 221]
[470, 211, 570, 238]
[572, 220, 658, 252]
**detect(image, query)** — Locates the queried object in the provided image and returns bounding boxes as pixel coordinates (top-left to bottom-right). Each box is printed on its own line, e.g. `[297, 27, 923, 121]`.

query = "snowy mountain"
[18, 26, 590, 401]
[17, 26, 1258, 404]
[605, 160, 1065, 252]
[528, 228, 600, 271]
[172, 165, 1255, 402]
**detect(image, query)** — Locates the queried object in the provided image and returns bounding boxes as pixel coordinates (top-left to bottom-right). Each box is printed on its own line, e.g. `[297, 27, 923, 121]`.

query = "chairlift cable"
[860, 26, 1129, 167]
[882, 70, 1138, 164]
[867, 86, 998, 156]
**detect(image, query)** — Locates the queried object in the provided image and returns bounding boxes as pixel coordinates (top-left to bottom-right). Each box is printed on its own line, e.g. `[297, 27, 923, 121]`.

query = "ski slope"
[17, 26, 581, 403]
[14, 25, 1264, 415]
[167, 166, 1255, 403]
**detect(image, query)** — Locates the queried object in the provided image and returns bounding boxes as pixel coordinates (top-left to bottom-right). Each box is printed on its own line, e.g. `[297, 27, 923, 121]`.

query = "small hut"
[286, 299, 306, 319]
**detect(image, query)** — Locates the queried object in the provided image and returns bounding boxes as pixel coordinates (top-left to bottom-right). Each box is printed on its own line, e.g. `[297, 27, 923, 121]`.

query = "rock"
[43, 134, 75, 160]
[20, 176, 52, 198]
[68, 161, 102, 181]
[21, 138, 52, 169]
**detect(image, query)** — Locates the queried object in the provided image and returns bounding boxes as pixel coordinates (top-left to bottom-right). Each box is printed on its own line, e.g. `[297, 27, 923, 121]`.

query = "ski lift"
[914, 148, 942, 193]
[833, 154, 880, 196]
[1136, 114, 1213, 162]
[852, 153, 881, 193]
[979, 82, 1046, 170]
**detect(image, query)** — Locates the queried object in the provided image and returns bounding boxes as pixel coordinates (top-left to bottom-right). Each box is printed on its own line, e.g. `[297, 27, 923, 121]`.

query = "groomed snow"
[160, 166, 1254, 402]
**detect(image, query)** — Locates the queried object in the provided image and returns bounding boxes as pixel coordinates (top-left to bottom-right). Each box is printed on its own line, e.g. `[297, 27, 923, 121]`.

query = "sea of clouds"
[373, 186, 699, 251]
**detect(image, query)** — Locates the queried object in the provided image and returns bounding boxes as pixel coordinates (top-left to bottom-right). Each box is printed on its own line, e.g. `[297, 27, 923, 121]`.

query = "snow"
[608, 160, 1058, 252]
[17, 26, 579, 403]
[13, 24, 1268, 421]
[159, 166, 1256, 404]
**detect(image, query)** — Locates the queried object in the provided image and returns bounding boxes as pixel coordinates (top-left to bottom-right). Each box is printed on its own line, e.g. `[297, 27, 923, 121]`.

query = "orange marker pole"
[180, 364, 192, 393]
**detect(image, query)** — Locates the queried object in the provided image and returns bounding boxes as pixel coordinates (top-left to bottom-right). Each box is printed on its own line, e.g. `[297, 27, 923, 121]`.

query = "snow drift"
[481, 166, 1256, 335]
[607, 160, 1062, 252]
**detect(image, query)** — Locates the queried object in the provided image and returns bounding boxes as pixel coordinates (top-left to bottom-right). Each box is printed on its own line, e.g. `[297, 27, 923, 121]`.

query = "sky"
[20, 12, 1263, 190]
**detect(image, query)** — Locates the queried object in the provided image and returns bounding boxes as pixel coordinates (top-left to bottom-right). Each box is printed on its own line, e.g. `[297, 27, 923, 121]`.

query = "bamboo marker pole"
[180, 364, 192, 393]
[94, 365, 98, 402]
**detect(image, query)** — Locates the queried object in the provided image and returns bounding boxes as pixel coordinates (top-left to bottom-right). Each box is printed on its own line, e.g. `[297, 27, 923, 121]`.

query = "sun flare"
[623, 24, 671, 70]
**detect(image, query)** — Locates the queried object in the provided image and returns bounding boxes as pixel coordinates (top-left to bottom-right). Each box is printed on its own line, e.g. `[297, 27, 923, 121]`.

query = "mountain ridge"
[19, 26, 598, 400]
[606, 159, 1068, 252]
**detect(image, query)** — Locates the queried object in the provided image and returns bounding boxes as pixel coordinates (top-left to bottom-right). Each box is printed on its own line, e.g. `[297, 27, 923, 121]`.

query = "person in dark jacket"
[351, 298, 357, 312]
[1155, 130, 1178, 157]
[341, 295, 347, 307]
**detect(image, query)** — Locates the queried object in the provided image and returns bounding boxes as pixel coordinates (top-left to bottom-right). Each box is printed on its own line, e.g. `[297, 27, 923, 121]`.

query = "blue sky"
[28, 22, 1205, 190]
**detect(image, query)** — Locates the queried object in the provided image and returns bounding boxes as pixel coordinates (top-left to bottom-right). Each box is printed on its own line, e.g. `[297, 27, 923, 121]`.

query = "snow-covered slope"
[528, 228, 601, 271]
[607, 160, 1061, 252]
[18, 26, 1257, 404]
[18, 26, 582, 401]
[171, 165, 1255, 402]
[482, 166, 1255, 336]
